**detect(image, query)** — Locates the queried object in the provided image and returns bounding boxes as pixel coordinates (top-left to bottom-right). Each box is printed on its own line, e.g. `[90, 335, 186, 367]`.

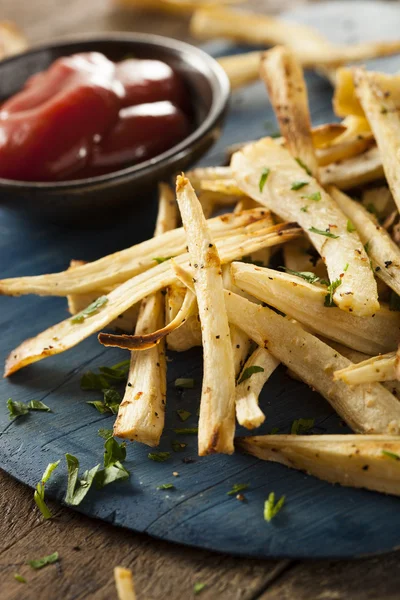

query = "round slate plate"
[1, 1, 400, 559]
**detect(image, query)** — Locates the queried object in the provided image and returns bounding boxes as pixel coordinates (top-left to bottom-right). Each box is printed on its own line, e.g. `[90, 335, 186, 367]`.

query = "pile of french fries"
[5, 6, 400, 499]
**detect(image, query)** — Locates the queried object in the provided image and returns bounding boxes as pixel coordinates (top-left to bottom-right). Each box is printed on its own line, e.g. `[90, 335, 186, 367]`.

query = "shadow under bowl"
[0, 33, 230, 225]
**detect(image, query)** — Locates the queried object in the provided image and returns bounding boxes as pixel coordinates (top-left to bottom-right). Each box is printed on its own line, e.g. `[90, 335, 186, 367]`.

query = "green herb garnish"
[291, 418, 315, 435]
[300, 206, 308, 213]
[171, 440, 187, 452]
[346, 220, 356, 232]
[71, 296, 108, 324]
[177, 409, 191, 422]
[280, 267, 328, 285]
[175, 378, 195, 389]
[98, 428, 114, 440]
[238, 366, 264, 384]
[227, 483, 249, 496]
[259, 168, 270, 192]
[324, 279, 342, 307]
[104, 436, 126, 468]
[87, 389, 121, 414]
[301, 191, 321, 202]
[382, 450, 400, 461]
[309, 226, 339, 239]
[153, 256, 173, 264]
[194, 583, 207, 595]
[7, 399, 29, 419]
[364, 241, 370, 254]
[264, 492, 285, 522]
[173, 428, 198, 435]
[270, 427, 280, 435]
[34, 460, 60, 519]
[295, 157, 312, 176]
[157, 483, 175, 490]
[148, 452, 171, 462]
[28, 552, 59, 570]
[80, 360, 130, 390]
[291, 181, 309, 191]
[14, 574, 26, 583]
[96, 462, 130, 488]
[343, 263, 349, 272]
[65, 454, 100, 506]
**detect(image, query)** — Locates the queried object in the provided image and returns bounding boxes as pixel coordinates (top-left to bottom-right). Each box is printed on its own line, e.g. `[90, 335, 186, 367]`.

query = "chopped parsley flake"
[87, 389, 122, 415]
[194, 583, 207, 595]
[80, 360, 130, 390]
[301, 191, 321, 202]
[309, 226, 339, 239]
[259, 168, 270, 192]
[280, 267, 328, 285]
[295, 157, 312, 176]
[324, 279, 342, 307]
[177, 409, 191, 422]
[171, 440, 187, 452]
[382, 450, 400, 461]
[227, 483, 249, 496]
[157, 483, 175, 490]
[346, 220, 356, 233]
[264, 492, 285, 522]
[65, 454, 100, 506]
[14, 574, 26, 583]
[175, 378, 195, 389]
[291, 181, 309, 191]
[153, 256, 173, 264]
[300, 206, 308, 213]
[344, 263, 349, 272]
[34, 460, 60, 519]
[98, 428, 114, 440]
[291, 418, 315, 435]
[238, 365, 264, 384]
[28, 552, 59, 570]
[148, 452, 171, 462]
[173, 428, 198, 435]
[7, 398, 51, 420]
[71, 296, 108, 324]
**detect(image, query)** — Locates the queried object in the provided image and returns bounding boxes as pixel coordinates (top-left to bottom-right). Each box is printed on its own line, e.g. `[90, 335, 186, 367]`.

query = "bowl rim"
[0, 32, 230, 190]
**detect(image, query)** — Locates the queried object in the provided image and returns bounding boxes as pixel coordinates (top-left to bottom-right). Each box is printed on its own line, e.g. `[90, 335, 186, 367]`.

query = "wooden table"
[1, 1, 400, 598]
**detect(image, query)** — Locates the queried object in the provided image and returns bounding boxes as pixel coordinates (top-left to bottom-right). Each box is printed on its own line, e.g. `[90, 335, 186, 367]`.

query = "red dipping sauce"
[0, 52, 191, 182]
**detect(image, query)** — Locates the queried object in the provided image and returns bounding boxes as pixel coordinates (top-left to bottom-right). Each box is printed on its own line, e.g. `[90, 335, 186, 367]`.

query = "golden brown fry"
[0, 208, 271, 297]
[319, 145, 384, 190]
[114, 567, 136, 600]
[354, 68, 400, 213]
[260, 46, 318, 178]
[334, 68, 400, 118]
[231, 262, 399, 355]
[0, 21, 27, 59]
[237, 435, 400, 496]
[176, 175, 235, 456]
[333, 351, 397, 385]
[329, 187, 400, 297]
[231, 138, 379, 316]
[224, 291, 400, 434]
[164, 282, 202, 351]
[235, 346, 279, 429]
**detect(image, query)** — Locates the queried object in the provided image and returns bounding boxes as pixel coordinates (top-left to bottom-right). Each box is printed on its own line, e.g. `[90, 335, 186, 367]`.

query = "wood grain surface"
[1, 0, 400, 598]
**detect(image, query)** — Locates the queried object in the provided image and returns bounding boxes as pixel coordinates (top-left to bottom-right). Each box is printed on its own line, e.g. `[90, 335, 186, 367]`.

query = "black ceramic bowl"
[0, 34, 230, 224]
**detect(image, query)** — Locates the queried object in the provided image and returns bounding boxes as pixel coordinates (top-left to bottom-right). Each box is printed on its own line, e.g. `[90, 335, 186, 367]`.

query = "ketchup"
[0, 52, 191, 182]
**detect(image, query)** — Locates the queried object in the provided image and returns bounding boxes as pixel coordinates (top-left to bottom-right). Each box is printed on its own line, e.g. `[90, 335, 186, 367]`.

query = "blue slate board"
[2, 1, 400, 559]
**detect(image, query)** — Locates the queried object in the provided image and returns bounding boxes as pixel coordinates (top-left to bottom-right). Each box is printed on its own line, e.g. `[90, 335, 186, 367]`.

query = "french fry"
[175, 175, 236, 456]
[222, 266, 251, 377]
[329, 186, 400, 296]
[113, 186, 176, 445]
[200, 179, 243, 196]
[218, 51, 264, 90]
[115, 0, 239, 14]
[164, 282, 202, 351]
[0, 21, 27, 59]
[237, 434, 400, 496]
[98, 286, 196, 350]
[231, 262, 399, 355]
[334, 68, 400, 118]
[0, 207, 272, 297]
[224, 291, 400, 434]
[333, 351, 397, 385]
[186, 166, 233, 189]
[354, 68, 400, 213]
[114, 292, 167, 444]
[5, 220, 299, 376]
[319, 145, 384, 190]
[235, 346, 279, 429]
[231, 138, 379, 316]
[260, 46, 318, 179]
[114, 566, 136, 600]
[191, 7, 400, 69]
